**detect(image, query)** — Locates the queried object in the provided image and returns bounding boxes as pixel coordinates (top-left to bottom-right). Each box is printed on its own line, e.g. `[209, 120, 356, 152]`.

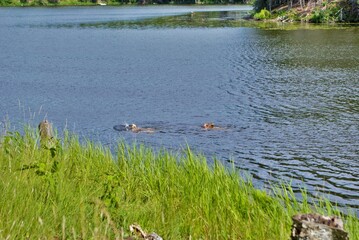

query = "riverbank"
[253, 0, 359, 23]
[0, 126, 358, 239]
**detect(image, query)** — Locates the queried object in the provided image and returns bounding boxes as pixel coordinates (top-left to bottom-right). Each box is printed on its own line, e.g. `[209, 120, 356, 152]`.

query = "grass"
[0, 126, 358, 239]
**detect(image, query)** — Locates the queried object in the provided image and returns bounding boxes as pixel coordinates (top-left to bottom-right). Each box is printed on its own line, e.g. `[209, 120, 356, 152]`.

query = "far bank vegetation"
[253, 0, 359, 22]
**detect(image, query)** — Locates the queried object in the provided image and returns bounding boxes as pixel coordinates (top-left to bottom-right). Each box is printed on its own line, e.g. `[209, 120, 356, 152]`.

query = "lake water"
[0, 6, 358, 215]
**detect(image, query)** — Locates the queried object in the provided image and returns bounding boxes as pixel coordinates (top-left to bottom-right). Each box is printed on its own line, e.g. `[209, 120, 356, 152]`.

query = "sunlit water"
[0, 6, 358, 215]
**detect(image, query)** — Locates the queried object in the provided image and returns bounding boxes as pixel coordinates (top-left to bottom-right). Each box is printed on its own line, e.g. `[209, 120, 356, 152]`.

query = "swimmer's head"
[202, 122, 215, 129]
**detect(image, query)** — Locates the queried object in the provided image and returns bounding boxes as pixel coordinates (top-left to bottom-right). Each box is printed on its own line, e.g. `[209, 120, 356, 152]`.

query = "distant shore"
[0, 0, 248, 7]
[2, 0, 358, 24]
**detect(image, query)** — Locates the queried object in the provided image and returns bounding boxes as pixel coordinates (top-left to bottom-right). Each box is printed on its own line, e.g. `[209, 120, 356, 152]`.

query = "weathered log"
[129, 224, 163, 240]
[291, 213, 348, 240]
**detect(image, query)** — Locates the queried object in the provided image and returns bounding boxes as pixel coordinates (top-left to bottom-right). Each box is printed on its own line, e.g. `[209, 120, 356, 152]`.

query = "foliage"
[286, 9, 301, 21]
[308, 7, 326, 23]
[252, 0, 359, 22]
[0, 127, 358, 239]
[253, 8, 271, 19]
[0, 0, 13, 6]
[253, 0, 268, 12]
[307, 4, 342, 23]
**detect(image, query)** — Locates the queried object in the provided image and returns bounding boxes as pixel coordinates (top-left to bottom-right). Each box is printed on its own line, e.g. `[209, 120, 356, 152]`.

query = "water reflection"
[220, 25, 359, 212]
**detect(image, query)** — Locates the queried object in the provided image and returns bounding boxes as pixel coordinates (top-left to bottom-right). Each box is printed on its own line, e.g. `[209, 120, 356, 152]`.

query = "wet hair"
[203, 122, 215, 129]
[129, 124, 137, 129]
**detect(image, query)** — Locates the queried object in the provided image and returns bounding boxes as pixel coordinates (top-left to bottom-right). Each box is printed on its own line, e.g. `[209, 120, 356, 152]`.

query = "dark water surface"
[0, 6, 358, 214]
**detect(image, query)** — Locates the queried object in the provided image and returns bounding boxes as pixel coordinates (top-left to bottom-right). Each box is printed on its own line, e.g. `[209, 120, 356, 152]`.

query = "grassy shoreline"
[0, 126, 358, 239]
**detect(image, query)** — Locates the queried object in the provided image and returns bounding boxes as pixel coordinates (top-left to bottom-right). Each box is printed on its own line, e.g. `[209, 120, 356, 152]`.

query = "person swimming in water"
[126, 123, 155, 133]
[202, 122, 225, 130]
[202, 122, 215, 129]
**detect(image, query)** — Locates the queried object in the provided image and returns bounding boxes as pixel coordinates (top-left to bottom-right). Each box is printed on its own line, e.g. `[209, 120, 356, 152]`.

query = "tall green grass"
[0, 127, 358, 239]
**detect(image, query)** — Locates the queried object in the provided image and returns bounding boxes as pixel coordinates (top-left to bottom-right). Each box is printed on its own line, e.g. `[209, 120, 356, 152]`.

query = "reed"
[0, 127, 358, 239]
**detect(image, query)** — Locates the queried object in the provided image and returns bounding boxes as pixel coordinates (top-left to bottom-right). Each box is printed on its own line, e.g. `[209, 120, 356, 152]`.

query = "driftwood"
[127, 224, 163, 240]
[291, 213, 348, 240]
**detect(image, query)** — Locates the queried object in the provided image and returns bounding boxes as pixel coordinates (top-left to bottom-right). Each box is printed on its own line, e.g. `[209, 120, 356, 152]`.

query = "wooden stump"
[38, 120, 54, 147]
[291, 213, 348, 240]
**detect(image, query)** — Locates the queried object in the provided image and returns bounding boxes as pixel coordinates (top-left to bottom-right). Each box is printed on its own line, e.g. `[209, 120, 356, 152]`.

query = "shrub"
[0, 0, 15, 5]
[254, 9, 272, 20]
[308, 4, 342, 23]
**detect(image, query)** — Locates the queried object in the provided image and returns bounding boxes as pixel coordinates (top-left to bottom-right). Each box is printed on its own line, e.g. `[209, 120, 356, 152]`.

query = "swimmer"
[202, 122, 225, 130]
[126, 123, 155, 133]
[126, 123, 138, 131]
[202, 122, 215, 129]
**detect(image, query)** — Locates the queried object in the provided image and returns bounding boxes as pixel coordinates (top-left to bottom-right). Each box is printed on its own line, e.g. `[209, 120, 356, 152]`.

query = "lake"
[0, 5, 358, 215]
